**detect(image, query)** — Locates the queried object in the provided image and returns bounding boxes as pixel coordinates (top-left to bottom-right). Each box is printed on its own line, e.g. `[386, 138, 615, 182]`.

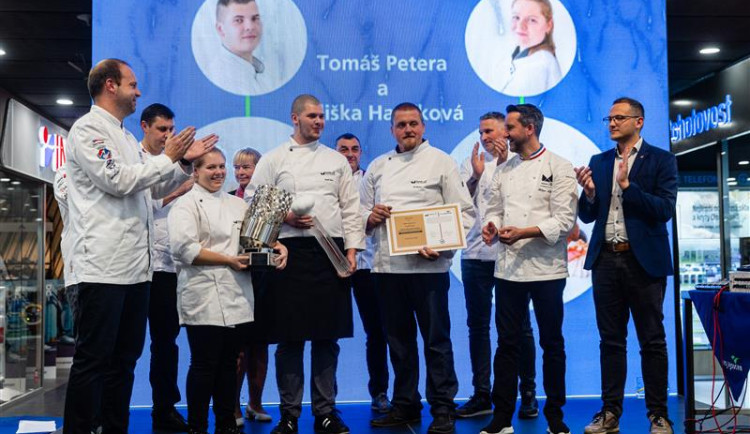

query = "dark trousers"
[185, 324, 245, 431]
[148, 271, 181, 412]
[592, 249, 668, 419]
[492, 278, 566, 422]
[373, 272, 458, 416]
[275, 340, 340, 417]
[351, 269, 389, 398]
[461, 259, 536, 396]
[63, 282, 150, 434]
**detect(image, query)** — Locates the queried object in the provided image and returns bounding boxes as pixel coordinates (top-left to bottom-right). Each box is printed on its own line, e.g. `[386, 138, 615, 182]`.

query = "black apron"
[262, 237, 353, 342]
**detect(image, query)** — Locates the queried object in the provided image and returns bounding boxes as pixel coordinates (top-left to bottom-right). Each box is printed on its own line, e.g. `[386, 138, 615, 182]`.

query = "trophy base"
[242, 247, 279, 269]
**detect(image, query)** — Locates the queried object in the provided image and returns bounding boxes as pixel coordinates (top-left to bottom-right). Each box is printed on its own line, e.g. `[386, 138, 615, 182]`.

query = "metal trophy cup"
[239, 185, 294, 268]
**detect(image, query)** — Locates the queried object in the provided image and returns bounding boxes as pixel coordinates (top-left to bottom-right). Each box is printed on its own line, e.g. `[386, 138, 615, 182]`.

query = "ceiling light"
[0, 48, 5, 56]
[56, 98, 74, 106]
[699, 47, 720, 55]
[739, 161, 750, 166]
[29, 208, 37, 212]
[672, 100, 691, 106]
[728, 181, 738, 186]
[10, 181, 20, 185]
[727, 177, 736, 182]
[0, 178, 10, 182]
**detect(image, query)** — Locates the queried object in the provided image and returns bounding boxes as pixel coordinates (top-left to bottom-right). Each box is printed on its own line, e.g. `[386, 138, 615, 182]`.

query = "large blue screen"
[93, 0, 673, 406]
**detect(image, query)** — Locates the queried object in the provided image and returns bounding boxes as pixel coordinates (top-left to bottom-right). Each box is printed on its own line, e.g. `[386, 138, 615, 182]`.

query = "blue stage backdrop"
[93, 0, 673, 406]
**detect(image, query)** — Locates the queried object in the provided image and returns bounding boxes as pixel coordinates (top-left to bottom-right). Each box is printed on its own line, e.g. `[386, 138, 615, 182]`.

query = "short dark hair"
[506, 104, 544, 137]
[88, 58, 129, 99]
[291, 94, 321, 115]
[479, 111, 505, 122]
[216, 0, 255, 20]
[391, 102, 424, 125]
[613, 97, 645, 118]
[335, 133, 360, 145]
[140, 103, 175, 125]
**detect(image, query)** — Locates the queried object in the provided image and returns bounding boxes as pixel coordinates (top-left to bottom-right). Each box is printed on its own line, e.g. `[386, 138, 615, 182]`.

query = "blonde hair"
[193, 148, 226, 169]
[512, 0, 556, 55]
[233, 147, 262, 166]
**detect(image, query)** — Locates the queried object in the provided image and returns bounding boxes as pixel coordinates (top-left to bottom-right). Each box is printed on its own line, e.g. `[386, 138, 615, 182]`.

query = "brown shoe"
[649, 415, 673, 434]
[583, 411, 619, 434]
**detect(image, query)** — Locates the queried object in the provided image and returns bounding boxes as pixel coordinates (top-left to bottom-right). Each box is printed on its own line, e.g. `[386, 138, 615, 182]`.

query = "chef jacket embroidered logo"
[539, 173, 553, 192]
[97, 148, 112, 160]
[320, 170, 336, 182]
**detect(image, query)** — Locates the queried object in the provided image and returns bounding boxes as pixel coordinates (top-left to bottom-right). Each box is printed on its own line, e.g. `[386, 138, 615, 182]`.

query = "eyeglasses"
[602, 115, 641, 124]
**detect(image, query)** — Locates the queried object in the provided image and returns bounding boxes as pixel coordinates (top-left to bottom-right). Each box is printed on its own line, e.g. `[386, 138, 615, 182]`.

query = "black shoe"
[215, 426, 243, 434]
[456, 393, 493, 418]
[370, 409, 421, 427]
[480, 413, 514, 434]
[314, 410, 350, 434]
[271, 414, 298, 434]
[427, 414, 455, 433]
[152, 407, 189, 432]
[547, 419, 571, 434]
[517, 391, 539, 419]
[371, 392, 393, 413]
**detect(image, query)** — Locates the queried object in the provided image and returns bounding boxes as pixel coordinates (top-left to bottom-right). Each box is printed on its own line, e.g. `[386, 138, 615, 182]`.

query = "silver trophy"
[239, 184, 294, 268]
[292, 195, 353, 278]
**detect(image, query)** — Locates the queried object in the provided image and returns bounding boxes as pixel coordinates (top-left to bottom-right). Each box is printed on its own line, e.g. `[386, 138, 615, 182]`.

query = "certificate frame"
[385, 203, 467, 256]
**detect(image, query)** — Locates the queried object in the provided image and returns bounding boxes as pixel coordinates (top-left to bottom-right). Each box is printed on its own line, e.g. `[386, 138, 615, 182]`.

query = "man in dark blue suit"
[574, 97, 677, 434]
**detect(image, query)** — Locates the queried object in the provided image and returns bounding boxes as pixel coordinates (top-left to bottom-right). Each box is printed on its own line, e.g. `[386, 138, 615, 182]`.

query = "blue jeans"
[462, 259, 536, 396]
[492, 278, 566, 422]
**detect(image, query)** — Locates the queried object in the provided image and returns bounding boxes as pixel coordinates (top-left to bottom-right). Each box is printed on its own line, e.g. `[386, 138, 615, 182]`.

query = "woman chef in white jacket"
[168, 148, 287, 434]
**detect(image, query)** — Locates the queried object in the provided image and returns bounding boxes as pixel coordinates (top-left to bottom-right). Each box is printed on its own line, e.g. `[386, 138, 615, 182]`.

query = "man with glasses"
[574, 97, 677, 434]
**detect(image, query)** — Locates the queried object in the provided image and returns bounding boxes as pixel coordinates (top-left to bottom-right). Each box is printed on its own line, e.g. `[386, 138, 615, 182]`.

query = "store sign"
[670, 94, 733, 143]
[38, 126, 66, 172]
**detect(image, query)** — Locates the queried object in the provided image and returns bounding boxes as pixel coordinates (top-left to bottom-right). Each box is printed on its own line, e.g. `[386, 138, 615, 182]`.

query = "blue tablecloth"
[690, 290, 750, 401]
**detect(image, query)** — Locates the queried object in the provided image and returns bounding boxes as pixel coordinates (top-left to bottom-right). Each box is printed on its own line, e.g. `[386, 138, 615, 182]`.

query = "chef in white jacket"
[248, 94, 365, 434]
[363, 102, 475, 434]
[62, 58, 215, 434]
[169, 147, 287, 434]
[491, 0, 562, 96]
[479, 104, 577, 434]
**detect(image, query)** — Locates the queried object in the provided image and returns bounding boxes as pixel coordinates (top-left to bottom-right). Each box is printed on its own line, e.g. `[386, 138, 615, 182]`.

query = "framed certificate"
[386, 203, 467, 256]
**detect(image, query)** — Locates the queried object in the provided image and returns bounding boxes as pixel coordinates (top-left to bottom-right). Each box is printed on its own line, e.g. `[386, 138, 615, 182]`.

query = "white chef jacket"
[168, 183, 254, 327]
[353, 168, 374, 270]
[361, 141, 476, 274]
[493, 49, 562, 96]
[250, 138, 365, 251]
[65, 105, 191, 285]
[141, 144, 178, 273]
[204, 45, 275, 96]
[459, 154, 503, 261]
[483, 148, 577, 282]
[53, 165, 77, 287]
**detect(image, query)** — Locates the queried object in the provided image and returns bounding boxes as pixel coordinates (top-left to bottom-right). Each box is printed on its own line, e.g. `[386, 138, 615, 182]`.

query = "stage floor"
[0, 395, 687, 433]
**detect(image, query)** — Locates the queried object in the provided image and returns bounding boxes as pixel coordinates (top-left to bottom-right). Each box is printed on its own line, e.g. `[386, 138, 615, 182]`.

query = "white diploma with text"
[385, 203, 467, 256]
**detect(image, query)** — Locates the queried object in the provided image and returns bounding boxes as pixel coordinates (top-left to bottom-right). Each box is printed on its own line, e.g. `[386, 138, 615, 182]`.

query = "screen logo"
[670, 94, 733, 143]
[38, 126, 67, 172]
